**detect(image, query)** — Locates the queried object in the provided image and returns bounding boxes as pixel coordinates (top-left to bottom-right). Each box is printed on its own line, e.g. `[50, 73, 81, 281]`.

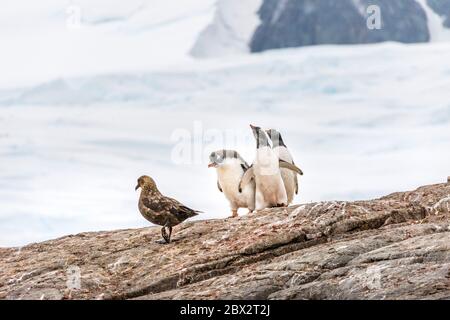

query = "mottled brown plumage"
[135, 175, 200, 244]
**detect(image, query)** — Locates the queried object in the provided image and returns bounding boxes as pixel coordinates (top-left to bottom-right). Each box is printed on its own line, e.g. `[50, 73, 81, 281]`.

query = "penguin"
[208, 150, 255, 217]
[266, 128, 303, 205]
[246, 124, 289, 211]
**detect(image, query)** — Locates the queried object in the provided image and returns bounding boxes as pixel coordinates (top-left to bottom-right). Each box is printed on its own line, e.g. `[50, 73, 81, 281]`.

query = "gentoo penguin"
[246, 124, 289, 211]
[135, 175, 200, 244]
[208, 150, 255, 218]
[266, 128, 303, 205]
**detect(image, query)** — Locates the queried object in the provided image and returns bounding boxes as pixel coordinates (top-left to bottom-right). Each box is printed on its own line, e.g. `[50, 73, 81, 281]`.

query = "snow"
[190, 0, 262, 58]
[1, 1, 450, 247]
[1, 41, 450, 247]
[0, 0, 216, 88]
[416, 0, 450, 41]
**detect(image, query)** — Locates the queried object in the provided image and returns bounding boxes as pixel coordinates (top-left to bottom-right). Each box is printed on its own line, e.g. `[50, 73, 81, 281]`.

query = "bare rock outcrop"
[1, 182, 449, 300]
[250, 0, 432, 53]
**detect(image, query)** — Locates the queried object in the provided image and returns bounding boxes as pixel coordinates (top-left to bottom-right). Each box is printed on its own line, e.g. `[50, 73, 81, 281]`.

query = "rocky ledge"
[1, 182, 450, 300]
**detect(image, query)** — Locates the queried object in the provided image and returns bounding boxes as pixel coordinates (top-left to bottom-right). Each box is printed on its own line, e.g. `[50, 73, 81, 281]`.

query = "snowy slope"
[416, 0, 450, 41]
[0, 0, 216, 88]
[1, 42, 450, 246]
[190, 0, 262, 58]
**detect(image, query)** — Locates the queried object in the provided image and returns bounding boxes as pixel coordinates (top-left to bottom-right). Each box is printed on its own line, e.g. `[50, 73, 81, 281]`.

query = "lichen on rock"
[1, 183, 449, 300]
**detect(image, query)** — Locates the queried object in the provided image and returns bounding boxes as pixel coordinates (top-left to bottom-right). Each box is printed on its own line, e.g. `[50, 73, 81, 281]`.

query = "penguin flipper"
[294, 174, 299, 195]
[279, 159, 303, 175]
[238, 166, 254, 193]
[217, 180, 223, 193]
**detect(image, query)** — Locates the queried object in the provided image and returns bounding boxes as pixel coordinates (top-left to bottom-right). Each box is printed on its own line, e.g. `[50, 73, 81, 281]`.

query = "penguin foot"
[230, 210, 238, 218]
[155, 238, 169, 244]
[276, 203, 287, 207]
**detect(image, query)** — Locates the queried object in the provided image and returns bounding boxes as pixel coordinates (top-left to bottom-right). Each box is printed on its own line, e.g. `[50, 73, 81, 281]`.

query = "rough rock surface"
[1, 183, 450, 300]
[428, 0, 450, 28]
[250, 0, 431, 52]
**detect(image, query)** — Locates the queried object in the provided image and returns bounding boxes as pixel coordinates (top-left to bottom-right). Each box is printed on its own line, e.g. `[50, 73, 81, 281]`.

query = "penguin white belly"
[280, 168, 296, 204]
[217, 160, 255, 210]
[274, 146, 293, 163]
[253, 147, 288, 210]
[255, 174, 287, 205]
[274, 146, 296, 204]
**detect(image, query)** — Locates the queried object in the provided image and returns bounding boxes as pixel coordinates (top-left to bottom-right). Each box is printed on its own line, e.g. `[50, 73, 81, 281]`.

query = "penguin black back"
[250, 124, 270, 149]
[266, 128, 287, 148]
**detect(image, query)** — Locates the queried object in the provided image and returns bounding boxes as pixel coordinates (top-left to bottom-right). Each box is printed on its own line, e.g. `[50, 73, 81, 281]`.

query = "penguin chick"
[208, 150, 255, 217]
[248, 124, 288, 211]
[135, 175, 200, 244]
[266, 128, 303, 205]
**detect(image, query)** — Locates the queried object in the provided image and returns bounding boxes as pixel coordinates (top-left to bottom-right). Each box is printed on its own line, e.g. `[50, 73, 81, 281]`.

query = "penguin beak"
[208, 162, 217, 168]
[135, 184, 140, 191]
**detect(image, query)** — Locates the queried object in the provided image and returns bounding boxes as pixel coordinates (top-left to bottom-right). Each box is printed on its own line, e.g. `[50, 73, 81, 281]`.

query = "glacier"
[0, 0, 216, 88]
[1, 42, 450, 246]
[1, 1, 450, 247]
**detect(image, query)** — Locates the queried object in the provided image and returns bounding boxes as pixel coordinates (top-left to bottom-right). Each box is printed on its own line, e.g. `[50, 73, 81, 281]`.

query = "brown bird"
[135, 175, 200, 244]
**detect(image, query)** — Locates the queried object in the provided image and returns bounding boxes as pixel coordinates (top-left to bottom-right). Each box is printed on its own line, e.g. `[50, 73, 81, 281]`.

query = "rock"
[250, 0, 430, 53]
[1, 183, 450, 300]
[427, 0, 450, 28]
